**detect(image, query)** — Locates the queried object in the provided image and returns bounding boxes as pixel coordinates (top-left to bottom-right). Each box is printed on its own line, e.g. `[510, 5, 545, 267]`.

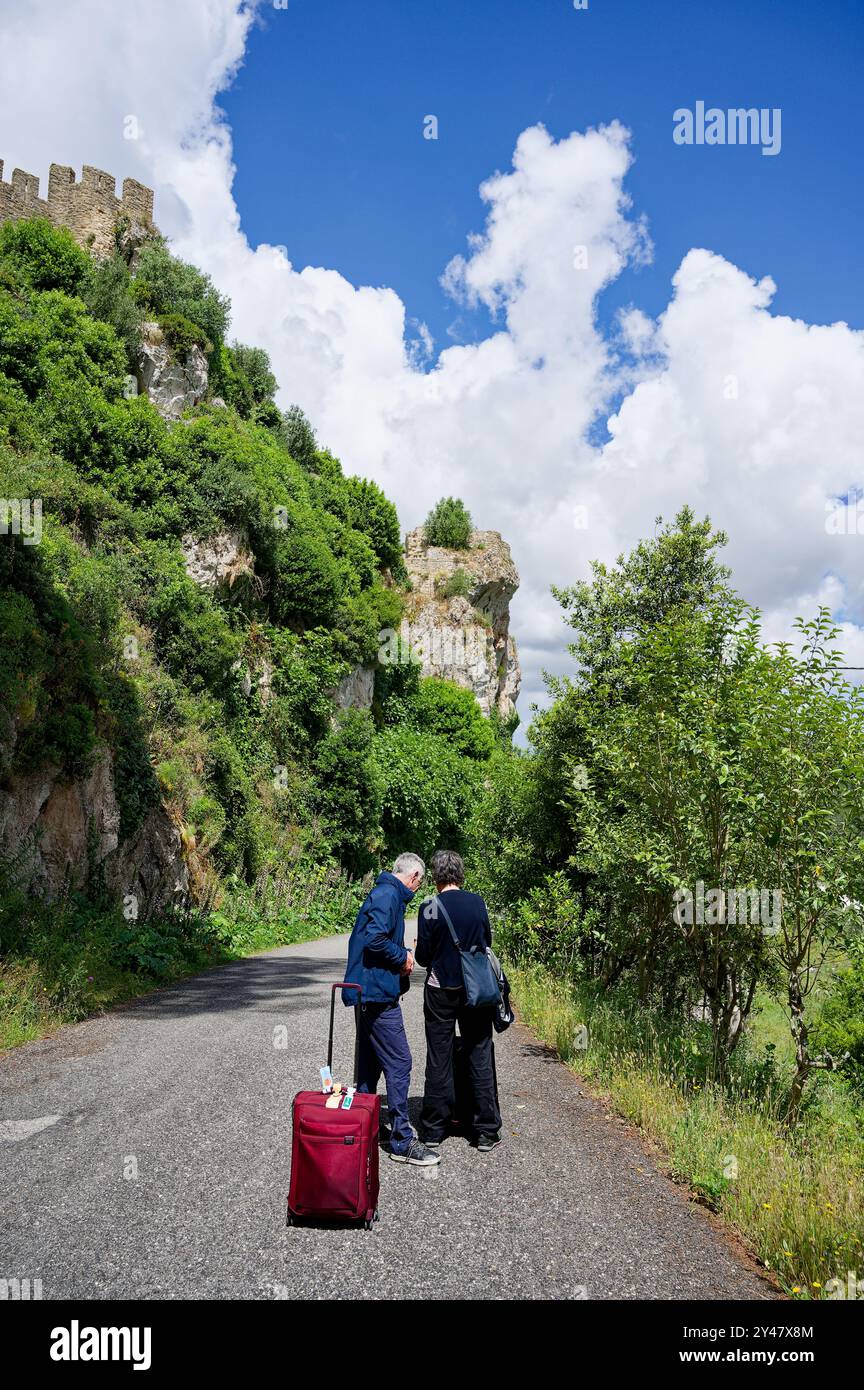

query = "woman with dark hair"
[415, 849, 502, 1153]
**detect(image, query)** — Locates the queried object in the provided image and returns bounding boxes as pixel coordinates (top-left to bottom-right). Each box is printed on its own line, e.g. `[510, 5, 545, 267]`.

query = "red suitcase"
[287, 982, 380, 1229]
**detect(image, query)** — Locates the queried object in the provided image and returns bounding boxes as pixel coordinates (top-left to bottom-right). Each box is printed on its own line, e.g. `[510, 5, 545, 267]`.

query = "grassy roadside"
[0, 870, 362, 1052]
[509, 962, 864, 1300]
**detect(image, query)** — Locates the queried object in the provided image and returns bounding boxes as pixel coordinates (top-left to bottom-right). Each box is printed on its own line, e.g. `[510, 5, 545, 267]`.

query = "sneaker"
[390, 1139, 441, 1166]
[476, 1132, 502, 1154]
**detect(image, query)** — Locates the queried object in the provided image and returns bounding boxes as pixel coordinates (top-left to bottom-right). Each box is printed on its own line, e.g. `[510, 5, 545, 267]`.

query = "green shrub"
[813, 952, 864, 1094]
[424, 496, 473, 549]
[414, 678, 495, 759]
[0, 218, 91, 294]
[134, 239, 230, 347]
[81, 253, 143, 367]
[313, 710, 382, 873]
[372, 725, 482, 858]
[0, 286, 127, 403]
[267, 629, 347, 747]
[435, 567, 471, 600]
[206, 731, 263, 878]
[156, 311, 210, 355]
[345, 476, 404, 573]
[270, 523, 343, 629]
[336, 583, 403, 665]
[0, 375, 39, 449]
[374, 640, 423, 726]
[280, 403, 317, 468]
[230, 342, 277, 407]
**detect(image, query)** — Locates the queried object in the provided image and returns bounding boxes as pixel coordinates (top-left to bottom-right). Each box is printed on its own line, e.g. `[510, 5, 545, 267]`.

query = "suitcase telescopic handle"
[329, 982, 361, 1086]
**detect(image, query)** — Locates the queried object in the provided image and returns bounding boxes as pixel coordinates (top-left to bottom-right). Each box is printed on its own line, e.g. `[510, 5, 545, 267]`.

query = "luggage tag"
[319, 1065, 333, 1093]
[342, 1088, 355, 1110]
[325, 1082, 343, 1109]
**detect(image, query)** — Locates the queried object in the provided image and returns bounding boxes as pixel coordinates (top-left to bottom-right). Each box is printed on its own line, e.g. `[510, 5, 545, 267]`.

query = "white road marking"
[0, 1115, 62, 1142]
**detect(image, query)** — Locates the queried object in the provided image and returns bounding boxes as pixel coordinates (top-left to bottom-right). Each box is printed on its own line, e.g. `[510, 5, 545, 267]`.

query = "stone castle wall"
[0, 160, 155, 259]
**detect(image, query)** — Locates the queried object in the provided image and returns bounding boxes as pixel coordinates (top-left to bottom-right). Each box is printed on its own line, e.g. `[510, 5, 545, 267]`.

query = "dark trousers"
[420, 983, 501, 1141]
[356, 1001, 414, 1155]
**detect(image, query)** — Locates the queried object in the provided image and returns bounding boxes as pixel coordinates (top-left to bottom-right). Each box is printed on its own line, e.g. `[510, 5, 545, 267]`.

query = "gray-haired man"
[342, 853, 440, 1166]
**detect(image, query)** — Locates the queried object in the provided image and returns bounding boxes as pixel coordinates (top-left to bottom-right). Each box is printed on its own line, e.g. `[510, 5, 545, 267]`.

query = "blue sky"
[224, 0, 864, 354]
[9, 0, 861, 718]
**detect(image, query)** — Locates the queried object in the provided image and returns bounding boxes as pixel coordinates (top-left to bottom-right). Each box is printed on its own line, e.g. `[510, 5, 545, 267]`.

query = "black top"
[415, 890, 493, 989]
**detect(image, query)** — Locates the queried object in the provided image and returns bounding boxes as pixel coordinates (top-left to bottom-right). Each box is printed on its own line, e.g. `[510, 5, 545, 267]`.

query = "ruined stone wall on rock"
[0, 159, 155, 259]
[403, 527, 522, 721]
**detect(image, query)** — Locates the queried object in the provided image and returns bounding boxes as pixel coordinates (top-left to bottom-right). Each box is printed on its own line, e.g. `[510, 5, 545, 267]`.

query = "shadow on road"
[115, 944, 350, 1023]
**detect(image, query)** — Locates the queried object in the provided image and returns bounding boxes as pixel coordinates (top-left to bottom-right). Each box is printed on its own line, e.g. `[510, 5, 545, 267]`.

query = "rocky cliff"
[0, 747, 188, 913]
[135, 321, 209, 420]
[402, 527, 521, 721]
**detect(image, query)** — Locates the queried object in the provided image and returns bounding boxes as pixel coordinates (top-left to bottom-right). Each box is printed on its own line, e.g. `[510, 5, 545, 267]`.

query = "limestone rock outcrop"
[0, 747, 188, 913]
[137, 321, 209, 420]
[402, 528, 521, 720]
[181, 530, 255, 591]
[333, 664, 376, 713]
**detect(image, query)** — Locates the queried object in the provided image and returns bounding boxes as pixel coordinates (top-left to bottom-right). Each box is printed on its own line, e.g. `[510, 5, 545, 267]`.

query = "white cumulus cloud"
[2, 0, 863, 730]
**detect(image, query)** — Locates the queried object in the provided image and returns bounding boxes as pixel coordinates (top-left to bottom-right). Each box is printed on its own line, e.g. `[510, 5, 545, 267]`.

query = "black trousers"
[420, 983, 501, 1141]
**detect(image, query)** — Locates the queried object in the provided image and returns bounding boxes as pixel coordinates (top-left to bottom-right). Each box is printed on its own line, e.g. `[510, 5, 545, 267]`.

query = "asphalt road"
[0, 927, 775, 1300]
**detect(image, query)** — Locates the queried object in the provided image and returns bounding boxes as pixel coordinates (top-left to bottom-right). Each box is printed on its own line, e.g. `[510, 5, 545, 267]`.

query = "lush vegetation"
[0, 218, 498, 1044]
[423, 495, 473, 549]
[469, 509, 864, 1297]
[1, 221, 861, 1299]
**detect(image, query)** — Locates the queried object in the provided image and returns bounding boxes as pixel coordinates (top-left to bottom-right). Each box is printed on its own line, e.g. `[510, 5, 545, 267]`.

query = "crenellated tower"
[0, 160, 156, 258]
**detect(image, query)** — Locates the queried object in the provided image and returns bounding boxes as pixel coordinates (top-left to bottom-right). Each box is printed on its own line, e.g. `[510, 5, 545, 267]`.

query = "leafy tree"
[424, 496, 473, 549]
[372, 725, 482, 858]
[552, 505, 732, 687]
[134, 238, 230, 346]
[346, 476, 403, 573]
[736, 611, 864, 1119]
[222, 342, 281, 425]
[522, 510, 864, 1103]
[269, 523, 343, 629]
[313, 710, 382, 872]
[280, 403, 317, 468]
[556, 600, 777, 1073]
[230, 343, 277, 406]
[80, 253, 143, 367]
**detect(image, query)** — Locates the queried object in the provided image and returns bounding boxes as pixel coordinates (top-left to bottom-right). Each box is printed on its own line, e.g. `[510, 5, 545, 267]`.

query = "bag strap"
[433, 895, 462, 951]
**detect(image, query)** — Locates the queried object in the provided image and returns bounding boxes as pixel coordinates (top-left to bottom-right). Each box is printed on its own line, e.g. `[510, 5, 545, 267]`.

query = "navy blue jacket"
[415, 889, 492, 989]
[342, 871, 416, 1007]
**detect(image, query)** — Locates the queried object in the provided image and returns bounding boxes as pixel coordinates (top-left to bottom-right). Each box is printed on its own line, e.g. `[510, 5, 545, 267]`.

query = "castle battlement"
[0, 159, 156, 259]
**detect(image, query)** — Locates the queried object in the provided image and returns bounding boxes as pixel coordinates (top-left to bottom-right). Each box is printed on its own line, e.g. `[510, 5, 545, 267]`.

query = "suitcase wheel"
[364, 1209, 379, 1231]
